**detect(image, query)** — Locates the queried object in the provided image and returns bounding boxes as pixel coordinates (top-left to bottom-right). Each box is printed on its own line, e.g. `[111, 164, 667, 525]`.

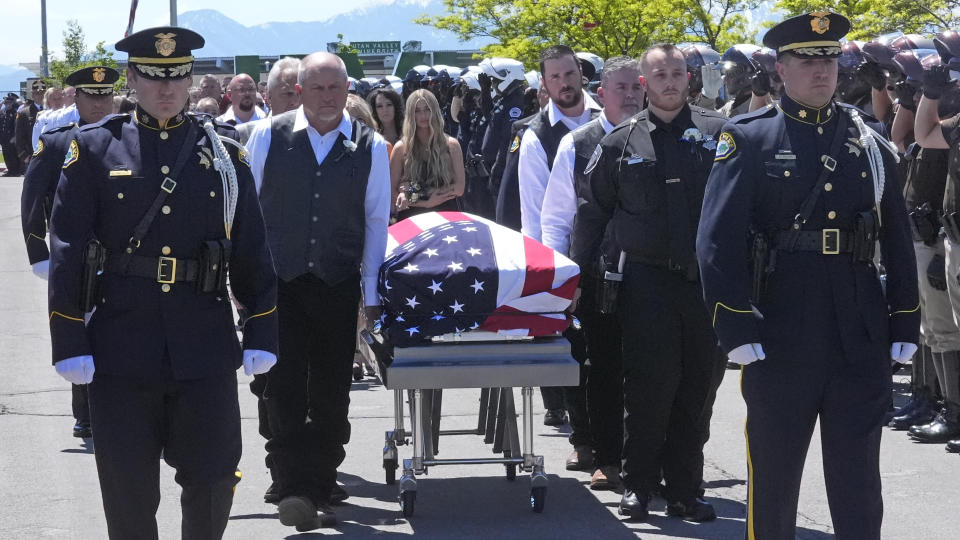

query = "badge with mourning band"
[714, 132, 736, 161]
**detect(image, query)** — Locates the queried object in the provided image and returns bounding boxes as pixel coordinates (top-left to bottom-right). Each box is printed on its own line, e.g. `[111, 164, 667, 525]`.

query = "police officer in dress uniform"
[572, 43, 726, 522]
[47, 27, 279, 540]
[697, 13, 920, 539]
[21, 65, 119, 439]
[243, 52, 391, 531]
[15, 82, 44, 167]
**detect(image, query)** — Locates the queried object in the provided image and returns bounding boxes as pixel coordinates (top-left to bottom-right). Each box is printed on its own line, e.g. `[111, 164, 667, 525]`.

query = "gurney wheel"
[530, 486, 546, 513]
[400, 490, 416, 518]
[384, 459, 398, 485]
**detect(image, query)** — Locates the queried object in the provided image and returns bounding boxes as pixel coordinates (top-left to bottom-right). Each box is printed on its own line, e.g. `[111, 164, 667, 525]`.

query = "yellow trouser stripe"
[713, 302, 753, 327]
[891, 302, 920, 315]
[50, 311, 83, 322]
[247, 306, 277, 320]
[741, 366, 756, 540]
[29, 233, 45, 242]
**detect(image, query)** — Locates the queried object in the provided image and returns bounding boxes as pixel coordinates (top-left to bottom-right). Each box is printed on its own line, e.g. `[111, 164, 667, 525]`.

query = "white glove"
[727, 343, 766, 366]
[891, 342, 918, 364]
[32, 260, 49, 280]
[701, 64, 724, 99]
[55, 355, 95, 385]
[242, 349, 277, 376]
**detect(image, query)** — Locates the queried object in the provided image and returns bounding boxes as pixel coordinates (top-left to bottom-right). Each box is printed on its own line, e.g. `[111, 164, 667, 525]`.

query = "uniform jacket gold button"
[210, 191, 216, 198]
[161, 165, 170, 174]
[162, 205, 171, 215]
[161, 284, 171, 293]
[783, 170, 790, 177]
[861, 172, 868, 178]
[161, 246, 171, 255]
[828, 211, 837, 220]
[160, 131, 169, 140]
[824, 183, 832, 191]
[117, 192, 124, 199]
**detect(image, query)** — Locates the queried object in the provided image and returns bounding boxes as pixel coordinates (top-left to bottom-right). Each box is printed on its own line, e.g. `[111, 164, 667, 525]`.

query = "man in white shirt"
[243, 52, 390, 531]
[540, 56, 644, 487]
[235, 57, 301, 144]
[217, 73, 266, 125]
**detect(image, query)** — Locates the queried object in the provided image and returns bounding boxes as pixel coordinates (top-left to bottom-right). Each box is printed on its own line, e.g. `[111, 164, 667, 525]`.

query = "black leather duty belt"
[105, 255, 200, 283]
[624, 254, 699, 281]
[775, 229, 854, 254]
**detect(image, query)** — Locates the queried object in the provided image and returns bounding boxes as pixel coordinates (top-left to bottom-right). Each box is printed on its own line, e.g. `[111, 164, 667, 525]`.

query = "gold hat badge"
[810, 12, 830, 34]
[154, 33, 177, 57]
[92, 68, 106, 82]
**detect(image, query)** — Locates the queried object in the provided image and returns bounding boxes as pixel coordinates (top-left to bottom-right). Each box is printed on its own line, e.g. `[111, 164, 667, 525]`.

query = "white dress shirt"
[518, 91, 602, 241]
[217, 105, 266, 125]
[540, 111, 615, 255]
[30, 107, 51, 152]
[244, 107, 391, 306]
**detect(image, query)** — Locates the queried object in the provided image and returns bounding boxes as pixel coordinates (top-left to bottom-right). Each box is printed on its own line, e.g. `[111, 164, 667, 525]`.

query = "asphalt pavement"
[0, 175, 957, 539]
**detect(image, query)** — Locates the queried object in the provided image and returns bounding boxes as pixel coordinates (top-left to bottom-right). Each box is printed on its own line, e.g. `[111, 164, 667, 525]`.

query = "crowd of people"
[14, 8, 960, 539]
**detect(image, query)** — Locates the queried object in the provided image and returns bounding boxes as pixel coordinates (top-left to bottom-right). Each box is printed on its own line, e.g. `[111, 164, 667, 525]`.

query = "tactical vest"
[903, 147, 948, 213]
[259, 111, 375, 284]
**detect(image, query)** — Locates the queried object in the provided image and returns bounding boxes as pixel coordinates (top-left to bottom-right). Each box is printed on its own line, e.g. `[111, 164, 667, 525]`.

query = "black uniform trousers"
[1, 141, 21, 175]
[461, 168, 496, 220]
[264, 273, 360, 505]
[71, 383, 90, 426]
[88, 368, 241, 540]
[618, 262, 722, 501]
[741, 339, 889, 540]
[580, 274, 623, 468]
[561, 325, 592, 448]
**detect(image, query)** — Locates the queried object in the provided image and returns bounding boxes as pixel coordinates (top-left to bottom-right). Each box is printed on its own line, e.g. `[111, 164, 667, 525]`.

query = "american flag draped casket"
[378, 212, 580, 346]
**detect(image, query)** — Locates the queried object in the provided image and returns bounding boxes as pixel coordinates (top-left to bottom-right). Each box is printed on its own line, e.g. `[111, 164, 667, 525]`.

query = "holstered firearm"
[79, 239, 104, 312]
[908, 202, 940, 245]
[749, 230, 773, 305]
[466, 153, 490, 179]
[196, 239, 231, 294]
[852, 209, 879, 263]
[595, 251, 625, 315]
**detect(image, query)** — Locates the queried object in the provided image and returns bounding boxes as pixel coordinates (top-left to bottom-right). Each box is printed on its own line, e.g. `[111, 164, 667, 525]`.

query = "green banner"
[350, 41, 401, 54]
[234, 55, 261, 81]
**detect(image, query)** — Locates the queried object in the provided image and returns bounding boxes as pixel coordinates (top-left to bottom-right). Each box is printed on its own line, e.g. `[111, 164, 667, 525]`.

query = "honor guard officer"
[697, 12, 920, 540]
[21, 65, 118, 439]
[46, 27, 279, 540]
[571, 43, 726, 522]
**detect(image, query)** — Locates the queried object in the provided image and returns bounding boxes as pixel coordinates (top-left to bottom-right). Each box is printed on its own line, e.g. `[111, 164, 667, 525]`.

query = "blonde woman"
[390, 89, 465, 220]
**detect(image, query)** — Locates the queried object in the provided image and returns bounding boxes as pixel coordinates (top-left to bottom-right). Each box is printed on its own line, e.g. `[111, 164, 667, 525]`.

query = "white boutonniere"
[343, 140, 357, 152]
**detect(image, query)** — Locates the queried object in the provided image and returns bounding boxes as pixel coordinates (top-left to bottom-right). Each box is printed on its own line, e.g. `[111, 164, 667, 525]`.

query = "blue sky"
[2, 0, 423, 65]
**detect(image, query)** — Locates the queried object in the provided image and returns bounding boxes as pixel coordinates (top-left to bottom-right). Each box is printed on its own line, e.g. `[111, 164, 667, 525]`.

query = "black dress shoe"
[72, 422, 92, 438]
[909, 414, 960, 443]
[543, 408, 567, 426]
[889, 399, 936, 430]
[264, 481, 280, 504]
[667, 498, 717, 522]
[945, 439, 960, 453]
[330, 484, 349, 505]
[618, 489, 649, 521]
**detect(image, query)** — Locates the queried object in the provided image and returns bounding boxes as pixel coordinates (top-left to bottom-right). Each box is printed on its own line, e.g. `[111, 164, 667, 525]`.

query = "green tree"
[772, 0, 960, 40]
[415, 0, 761, 68]
[48, 21, 123, 90]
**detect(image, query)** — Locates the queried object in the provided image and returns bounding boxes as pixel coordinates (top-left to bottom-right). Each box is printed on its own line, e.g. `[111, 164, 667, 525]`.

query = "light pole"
[170, 0, 177, 26]
[40, 0, 49, 77]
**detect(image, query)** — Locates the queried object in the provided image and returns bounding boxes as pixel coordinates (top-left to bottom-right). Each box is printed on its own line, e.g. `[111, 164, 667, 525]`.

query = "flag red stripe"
[520, 236, 556, 297]
[389, 218, 424, 246]
[436, 211, 472, 223]
[551, 274, 580, 301]
[480, 305, 570, 334]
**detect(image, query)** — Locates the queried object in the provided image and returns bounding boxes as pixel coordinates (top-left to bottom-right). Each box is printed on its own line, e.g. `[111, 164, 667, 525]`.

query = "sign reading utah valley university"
[326, 41, 402, 54]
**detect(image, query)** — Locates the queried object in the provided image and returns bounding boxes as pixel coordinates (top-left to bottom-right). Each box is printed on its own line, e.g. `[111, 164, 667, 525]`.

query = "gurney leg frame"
[383, 389, 407, 485]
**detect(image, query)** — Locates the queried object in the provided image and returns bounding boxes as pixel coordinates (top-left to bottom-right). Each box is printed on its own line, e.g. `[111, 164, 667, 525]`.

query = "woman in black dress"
[390, 89, 465, 221]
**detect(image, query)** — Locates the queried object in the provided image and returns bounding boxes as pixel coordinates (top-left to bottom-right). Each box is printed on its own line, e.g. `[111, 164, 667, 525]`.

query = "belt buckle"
[822, 229, 840, 255]
[157, 256, 177, 284]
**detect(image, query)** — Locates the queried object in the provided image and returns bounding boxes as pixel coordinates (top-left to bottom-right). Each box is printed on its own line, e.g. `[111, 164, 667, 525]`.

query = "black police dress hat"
[64, 66, 120, 95]
[763, 11, 850, 58]
[115, 26, 204, 80]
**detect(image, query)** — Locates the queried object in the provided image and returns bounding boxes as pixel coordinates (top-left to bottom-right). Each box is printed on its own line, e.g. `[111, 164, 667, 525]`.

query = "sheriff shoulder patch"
[62, 139, 79, 169]
[33, 139, 44, 157]
[584, 144, 603, 175]
[238, 147, 251, 167]
[509, 135, 520, 153]
[714, 132, 736, 161]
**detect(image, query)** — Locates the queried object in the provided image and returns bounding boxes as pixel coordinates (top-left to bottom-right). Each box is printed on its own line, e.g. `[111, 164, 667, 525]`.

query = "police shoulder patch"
[509, 107, 522, 119]
[714, 132, 736, 161]
[509, 135, 520, 153]
[584, 144, 603, 175]
[33, 139, 44, 157]
[62, 139, 79, 169]
[238, 147, 251, 167]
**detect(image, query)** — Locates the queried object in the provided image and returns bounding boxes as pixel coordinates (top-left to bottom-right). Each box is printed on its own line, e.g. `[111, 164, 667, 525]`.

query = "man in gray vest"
[541, 56, 644, 490]
[244, 51, 391, 531]
[518, 44, 601, 449]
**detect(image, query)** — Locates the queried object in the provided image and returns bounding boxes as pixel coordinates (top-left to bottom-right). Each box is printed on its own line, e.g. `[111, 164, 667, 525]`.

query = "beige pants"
[937, 239, 960, 351]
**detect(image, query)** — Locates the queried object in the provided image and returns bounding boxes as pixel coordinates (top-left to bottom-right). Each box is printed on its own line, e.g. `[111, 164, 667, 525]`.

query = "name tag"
[774, 153, 796, 160]
[109, 169, 133, 177]
[665, 178, 681, 184]
[627, 156, 654, 165]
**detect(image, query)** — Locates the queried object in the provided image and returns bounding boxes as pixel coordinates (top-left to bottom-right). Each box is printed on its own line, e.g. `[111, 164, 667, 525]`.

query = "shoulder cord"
[202, 121, 239, 239]
[847, 108, 885, 225]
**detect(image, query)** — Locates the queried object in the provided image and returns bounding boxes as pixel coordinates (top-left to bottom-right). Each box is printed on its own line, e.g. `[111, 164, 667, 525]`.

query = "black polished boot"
[889, 392, 937, 430]
[618, 489, 650, 521]
[666, 498, 717, 522]
[945, 438, 960, 453]
[909, 402, 960, 443]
